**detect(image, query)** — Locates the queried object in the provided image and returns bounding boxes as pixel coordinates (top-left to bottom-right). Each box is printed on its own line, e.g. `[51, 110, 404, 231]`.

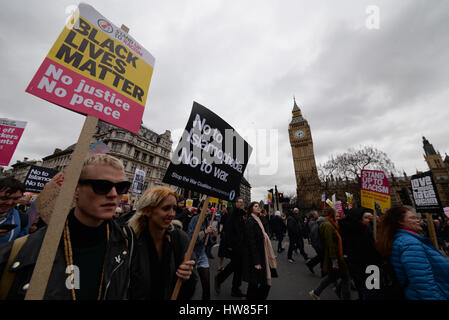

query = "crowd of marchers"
[0, 153, 449, 300]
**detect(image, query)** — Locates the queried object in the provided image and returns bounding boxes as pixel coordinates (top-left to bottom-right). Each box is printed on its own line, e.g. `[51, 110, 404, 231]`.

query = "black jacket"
[129, 226, 197, 300]
[223, 207, 246, 252]
[242, 216, 267, 285]
[286, 215, 299, 239]
[339, 217, 381, 269]
[0, 215, 135, 300]
[270, 215, 286, 236]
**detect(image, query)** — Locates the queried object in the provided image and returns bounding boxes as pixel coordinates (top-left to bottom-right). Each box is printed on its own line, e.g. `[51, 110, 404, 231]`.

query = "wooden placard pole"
[170, 196, 211, 300]
[426, 213, 439, 250]
[373, 212, 377, 241]
[25, 115, 98, 300]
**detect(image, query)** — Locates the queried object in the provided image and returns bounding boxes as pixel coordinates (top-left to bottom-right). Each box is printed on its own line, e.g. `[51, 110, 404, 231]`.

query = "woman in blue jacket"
[377, 206, 449, 300]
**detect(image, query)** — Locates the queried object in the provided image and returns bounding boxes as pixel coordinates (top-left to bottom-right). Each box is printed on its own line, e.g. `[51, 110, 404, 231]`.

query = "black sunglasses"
[78, 179, 131, 195]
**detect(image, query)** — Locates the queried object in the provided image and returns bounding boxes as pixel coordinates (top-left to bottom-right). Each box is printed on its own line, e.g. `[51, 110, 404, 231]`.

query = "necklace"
[63, 219, 110, 300]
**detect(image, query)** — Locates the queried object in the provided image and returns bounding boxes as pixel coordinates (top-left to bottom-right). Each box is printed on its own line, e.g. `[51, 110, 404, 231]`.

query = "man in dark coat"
[286, 211, 299, 262]
[174, 196, 192, 232]
[270, 211, 286, 253]
[214, 197, 246, 297]
[293, 208, 309, 260]
[306, 210, 326, 275]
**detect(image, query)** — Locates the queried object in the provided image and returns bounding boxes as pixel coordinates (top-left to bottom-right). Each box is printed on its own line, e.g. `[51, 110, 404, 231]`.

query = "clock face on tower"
[294, 129, 305, 139]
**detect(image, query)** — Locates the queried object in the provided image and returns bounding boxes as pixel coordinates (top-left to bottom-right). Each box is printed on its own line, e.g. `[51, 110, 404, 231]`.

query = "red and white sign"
[0, 118, 27, 166]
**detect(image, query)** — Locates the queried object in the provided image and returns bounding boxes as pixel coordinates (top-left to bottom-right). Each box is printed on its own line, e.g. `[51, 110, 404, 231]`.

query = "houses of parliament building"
[288, 99, 449, 211]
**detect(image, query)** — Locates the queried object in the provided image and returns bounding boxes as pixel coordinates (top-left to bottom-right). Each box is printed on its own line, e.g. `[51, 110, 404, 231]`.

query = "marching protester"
[309, 207, 351, 300]
[286, 210, 300, 263]
[0, 178, 27, 244]
[205, 207, 218, 259]
[260, 208, 270, 235]
[339, 208, 381, 300]
[128, 186, 197, 300]
[188, 204, 217, 300]
[306, 210, 326, 276]
[376, 206, 449, 300]
[216, 207, 230, 272]
[215, 197, 247, 297]
[271, 211, 286, 253]
[242, 202, 278, 300]
[175, 196, 192, 232]
[292, 208, 309, 260]
[0, 154, 135, 300]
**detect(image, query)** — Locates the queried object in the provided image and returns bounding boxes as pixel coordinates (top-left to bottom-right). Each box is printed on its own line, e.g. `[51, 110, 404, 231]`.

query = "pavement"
[191, 237, 357, 300]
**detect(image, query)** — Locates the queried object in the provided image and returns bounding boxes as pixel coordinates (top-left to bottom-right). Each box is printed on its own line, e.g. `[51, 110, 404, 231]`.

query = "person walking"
[339, 208, 381, 300]
[306, 210, 326, 276]
[128, 186, 197, 300]
[286, 211, 299, 263]
[216, 207, 230, 272]
[187, 205, 217, 300]
[309, 207, 351, 300]
[214, 197, 247, 297]
[271, 211, 286, 253]
[292, 208, 309, 260]
[376, 206, 449, 300]
[242, 202, 277, 300]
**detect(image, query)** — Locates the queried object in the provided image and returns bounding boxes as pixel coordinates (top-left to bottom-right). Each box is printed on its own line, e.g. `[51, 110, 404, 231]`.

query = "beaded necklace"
[63, 219, 110, 300]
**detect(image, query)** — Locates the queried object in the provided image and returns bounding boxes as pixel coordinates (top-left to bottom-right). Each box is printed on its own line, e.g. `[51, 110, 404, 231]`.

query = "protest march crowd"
[1, 3, 449, 303]
[1, 153, 449, 300]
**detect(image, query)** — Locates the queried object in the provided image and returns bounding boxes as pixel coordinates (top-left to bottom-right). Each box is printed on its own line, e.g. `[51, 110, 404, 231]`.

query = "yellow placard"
[209, 197, 219, 204]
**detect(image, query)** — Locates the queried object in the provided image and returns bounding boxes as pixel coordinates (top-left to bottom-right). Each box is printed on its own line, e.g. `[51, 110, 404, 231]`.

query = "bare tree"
[318, 145, 398, 182]
[318, 146, 398, 207]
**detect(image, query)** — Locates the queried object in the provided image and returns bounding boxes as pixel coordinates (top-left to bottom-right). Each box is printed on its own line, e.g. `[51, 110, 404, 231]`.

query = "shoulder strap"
[0, 234, 30, 300]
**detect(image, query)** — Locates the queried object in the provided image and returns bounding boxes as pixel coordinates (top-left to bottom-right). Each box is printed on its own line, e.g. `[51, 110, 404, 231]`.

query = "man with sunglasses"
[0, 154, 135, 300]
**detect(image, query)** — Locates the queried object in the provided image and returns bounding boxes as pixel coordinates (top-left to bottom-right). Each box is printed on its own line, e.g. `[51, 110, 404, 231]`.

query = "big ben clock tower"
[288, 98, 321, 209]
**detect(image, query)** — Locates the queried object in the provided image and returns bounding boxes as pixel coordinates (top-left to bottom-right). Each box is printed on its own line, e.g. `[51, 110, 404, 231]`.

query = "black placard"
[24, 165, 59, 193]
[410, 171, 443, 214]
[163, 102, 252, 201]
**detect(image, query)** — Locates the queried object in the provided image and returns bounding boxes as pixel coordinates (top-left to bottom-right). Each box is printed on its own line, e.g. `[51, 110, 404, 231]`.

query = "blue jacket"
[0, 208, 29, 244]
[391, 229, 449, 300]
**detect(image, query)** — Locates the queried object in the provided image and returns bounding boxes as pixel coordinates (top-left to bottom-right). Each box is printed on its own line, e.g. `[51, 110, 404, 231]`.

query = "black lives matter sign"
[24, 166, 59, 193]
[163, 102, 252, 201]
[410, 171, 442, 213]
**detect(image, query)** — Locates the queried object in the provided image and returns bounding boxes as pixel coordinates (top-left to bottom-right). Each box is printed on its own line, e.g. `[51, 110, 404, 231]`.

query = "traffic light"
[279, 193, 284, 202]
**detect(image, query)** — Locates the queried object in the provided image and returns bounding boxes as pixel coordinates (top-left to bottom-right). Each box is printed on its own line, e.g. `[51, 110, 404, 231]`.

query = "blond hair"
[80, 154, 124, 178]
[128, 186, 179, 236]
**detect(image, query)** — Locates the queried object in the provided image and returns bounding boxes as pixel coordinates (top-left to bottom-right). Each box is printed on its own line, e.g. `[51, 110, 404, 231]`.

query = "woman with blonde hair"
[128, 186, 197, 300]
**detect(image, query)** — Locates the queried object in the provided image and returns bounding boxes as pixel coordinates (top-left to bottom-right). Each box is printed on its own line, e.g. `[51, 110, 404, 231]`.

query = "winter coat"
[390, 229, 449, 300]
[242, 216, 267, 285]
[223, 207, 246, 253]
[286, 215, 299, 240]
[129, 226, 197, 300]
[339, 218, 381, 270]
[319, 219, 348, 276]
[0, 213, 135, 300]
[270, 215, 286, 236]
[308, 217, 325, 252]
[0, 208, 29, 244]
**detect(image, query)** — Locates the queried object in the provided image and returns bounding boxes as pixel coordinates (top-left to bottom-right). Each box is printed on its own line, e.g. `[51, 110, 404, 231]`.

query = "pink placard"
[26, 58, 144, 133]
[0, 119, 27, 166]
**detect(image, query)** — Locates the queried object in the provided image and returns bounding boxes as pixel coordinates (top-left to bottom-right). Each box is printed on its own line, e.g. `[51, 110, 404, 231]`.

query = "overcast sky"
[2, 0, 449, 203]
